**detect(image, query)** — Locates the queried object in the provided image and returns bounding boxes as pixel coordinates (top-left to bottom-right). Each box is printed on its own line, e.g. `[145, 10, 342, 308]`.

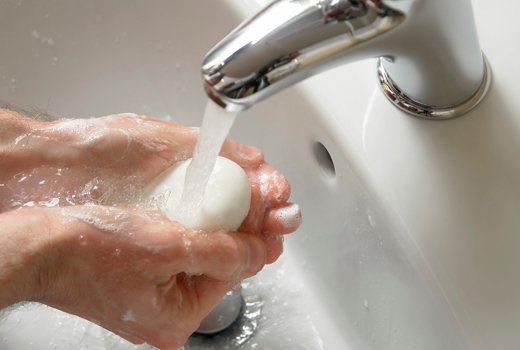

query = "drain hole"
[313, 142, 336, 178]
[186, 295, 263, 349]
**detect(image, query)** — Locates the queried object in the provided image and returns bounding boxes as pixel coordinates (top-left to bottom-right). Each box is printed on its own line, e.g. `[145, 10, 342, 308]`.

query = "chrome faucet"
[202, 0, 491, 119]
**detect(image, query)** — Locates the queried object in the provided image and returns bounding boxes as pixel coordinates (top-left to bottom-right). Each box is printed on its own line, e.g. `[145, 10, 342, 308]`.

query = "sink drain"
[185, 295, 263, 349]
[195, 290, 244, 336]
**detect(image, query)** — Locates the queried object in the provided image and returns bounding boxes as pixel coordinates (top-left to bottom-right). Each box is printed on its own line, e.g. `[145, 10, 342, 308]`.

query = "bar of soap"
[147, 156, 251, 231]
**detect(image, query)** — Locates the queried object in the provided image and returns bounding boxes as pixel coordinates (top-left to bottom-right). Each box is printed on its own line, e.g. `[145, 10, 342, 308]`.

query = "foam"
[274, 204, 302, 230]
[58, 207, 130, 235]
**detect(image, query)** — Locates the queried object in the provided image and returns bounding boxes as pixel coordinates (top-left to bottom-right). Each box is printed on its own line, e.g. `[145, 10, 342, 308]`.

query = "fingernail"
[238, 144, 262, 161]
[277, 204, 302, 230]
[264, 204, 302, 234]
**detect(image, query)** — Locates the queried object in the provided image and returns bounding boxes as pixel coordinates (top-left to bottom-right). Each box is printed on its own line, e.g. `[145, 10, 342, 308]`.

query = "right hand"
[1, 205, 268, 349]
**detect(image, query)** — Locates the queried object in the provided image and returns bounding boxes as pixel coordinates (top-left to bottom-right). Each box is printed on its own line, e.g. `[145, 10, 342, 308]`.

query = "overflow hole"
[313, 142, 336, 178]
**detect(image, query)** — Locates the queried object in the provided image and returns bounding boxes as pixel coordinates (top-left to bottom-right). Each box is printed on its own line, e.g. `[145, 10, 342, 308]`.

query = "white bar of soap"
[147, 156, 251, 231]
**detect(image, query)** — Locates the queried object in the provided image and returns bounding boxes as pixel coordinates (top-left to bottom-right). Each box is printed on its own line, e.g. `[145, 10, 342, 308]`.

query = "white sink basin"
[1, 1, 519, 349]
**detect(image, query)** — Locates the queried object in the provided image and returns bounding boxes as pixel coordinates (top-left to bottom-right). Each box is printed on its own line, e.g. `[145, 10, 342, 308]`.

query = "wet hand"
[0, 112, 301, 262]
[0, 111, 302, 348]
[0, 205, 267, 349]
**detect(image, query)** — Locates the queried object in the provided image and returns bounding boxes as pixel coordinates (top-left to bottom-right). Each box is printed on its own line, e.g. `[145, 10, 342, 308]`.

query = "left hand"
[0, 111, 301, 262]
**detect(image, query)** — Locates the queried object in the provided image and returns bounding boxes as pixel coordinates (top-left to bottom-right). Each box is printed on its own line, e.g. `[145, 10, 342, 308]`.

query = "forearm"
[0, 209, 53, 309]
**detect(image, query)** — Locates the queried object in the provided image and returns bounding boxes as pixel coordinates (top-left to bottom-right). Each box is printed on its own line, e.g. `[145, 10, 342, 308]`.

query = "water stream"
[171, 100, 238, 227]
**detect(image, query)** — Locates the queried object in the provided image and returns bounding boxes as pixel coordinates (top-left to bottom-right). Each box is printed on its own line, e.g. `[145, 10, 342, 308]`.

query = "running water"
[171, 100, 238, 226]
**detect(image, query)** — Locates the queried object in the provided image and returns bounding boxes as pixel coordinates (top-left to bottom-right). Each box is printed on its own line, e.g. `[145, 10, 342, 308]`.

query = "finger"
[249, 163, 291, 206]
[220, 139, 264, 168]
[181, 230, 267, 281]
[139, 115, 186, 128]
[263, 203, 302, 235]
[102, 113, 186, 130]
[240, 164, 292, 234]
[156, 275, 237, 348]
[137, 117, 259, 161]
[265, 234, 284, 264]
[138, 117, 264, 168]
[187, 275, 237, 312]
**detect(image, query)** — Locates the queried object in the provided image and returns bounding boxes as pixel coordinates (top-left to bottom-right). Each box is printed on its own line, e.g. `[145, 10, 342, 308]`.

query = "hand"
[0, 205, 269, 349]
[0, 110, 301, 348]
[0, 111, 301, 261]
[0, 112, 262, 209]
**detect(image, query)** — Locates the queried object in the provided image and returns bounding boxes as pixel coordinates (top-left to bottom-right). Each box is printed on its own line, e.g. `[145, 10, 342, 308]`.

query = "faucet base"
[377, 56, 492, 120]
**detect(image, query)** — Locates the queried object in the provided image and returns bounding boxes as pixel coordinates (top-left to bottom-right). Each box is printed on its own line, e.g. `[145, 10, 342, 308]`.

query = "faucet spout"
[202, 0, 490, 119]
[202, 0, 404, 112]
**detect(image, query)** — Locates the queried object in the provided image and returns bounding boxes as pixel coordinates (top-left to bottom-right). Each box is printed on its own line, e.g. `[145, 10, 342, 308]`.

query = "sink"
[1, 0, 519, 349]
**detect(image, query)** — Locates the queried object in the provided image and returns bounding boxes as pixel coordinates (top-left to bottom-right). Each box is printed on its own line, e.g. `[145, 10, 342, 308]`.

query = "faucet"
[201, 0, 491, 119]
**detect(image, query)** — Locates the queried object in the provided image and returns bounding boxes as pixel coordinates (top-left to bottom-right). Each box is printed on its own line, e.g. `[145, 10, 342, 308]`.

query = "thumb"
[181, 230, 267, 281]
[220, 139, 264, 168]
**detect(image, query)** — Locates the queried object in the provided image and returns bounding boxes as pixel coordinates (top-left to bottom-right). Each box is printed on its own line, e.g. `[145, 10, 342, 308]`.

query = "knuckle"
[218, 238, 243, 277]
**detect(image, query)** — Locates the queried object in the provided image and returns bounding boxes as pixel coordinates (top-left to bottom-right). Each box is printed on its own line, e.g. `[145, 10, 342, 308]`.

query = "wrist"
[0, 109, 73, 178]
[0, 209, 59, 308]
[0, 108, 38, 141]
[0, 109, 42, 174]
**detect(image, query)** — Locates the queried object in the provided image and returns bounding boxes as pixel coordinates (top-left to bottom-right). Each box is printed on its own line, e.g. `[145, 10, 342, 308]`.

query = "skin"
[0, 108, 301, 349]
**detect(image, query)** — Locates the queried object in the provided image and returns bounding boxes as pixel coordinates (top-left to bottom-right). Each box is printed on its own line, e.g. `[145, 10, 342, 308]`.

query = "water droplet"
[44, 197, 60, 207]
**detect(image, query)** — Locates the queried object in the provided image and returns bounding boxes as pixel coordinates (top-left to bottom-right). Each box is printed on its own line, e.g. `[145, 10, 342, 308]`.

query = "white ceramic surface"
[1, 1, 519, 349]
